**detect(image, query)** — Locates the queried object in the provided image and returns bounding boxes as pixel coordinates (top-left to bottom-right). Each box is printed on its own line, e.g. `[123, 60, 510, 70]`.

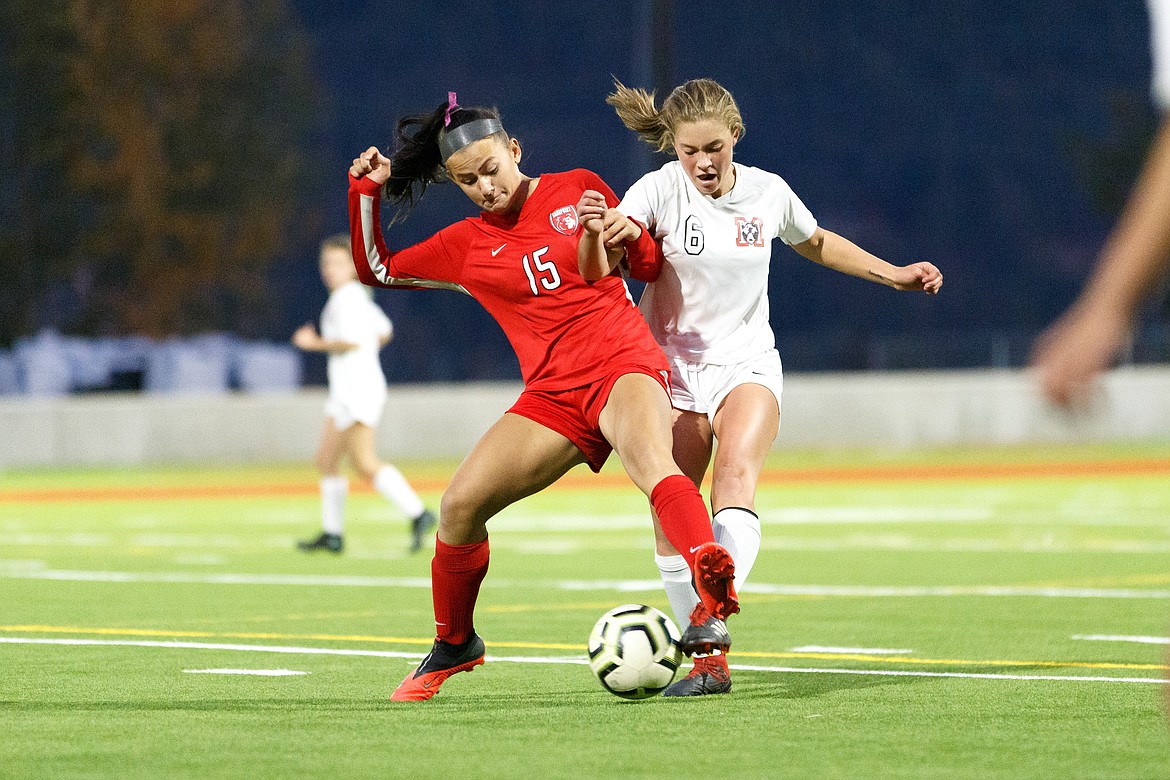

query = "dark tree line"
[0, 0, 325, 346]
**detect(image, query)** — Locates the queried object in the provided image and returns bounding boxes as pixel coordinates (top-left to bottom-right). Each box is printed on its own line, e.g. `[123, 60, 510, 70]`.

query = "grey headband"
[439, 118, 505, 162]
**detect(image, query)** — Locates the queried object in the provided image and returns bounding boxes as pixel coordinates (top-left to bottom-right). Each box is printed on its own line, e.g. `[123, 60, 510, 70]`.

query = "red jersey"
[348, 169, 668, 390]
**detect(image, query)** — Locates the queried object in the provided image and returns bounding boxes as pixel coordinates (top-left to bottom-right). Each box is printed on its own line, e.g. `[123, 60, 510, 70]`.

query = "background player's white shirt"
[1151, 0, 1170, 111]
[619, 160, 817, 364]
[321, 280, 392, 400]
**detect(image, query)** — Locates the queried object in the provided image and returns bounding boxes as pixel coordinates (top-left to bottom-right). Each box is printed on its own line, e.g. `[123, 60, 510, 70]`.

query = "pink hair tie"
[444, 91, 459, 127]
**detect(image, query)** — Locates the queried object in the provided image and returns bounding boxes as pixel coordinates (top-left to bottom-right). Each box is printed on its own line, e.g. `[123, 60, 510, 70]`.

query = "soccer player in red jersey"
[347, 94, 739, 701]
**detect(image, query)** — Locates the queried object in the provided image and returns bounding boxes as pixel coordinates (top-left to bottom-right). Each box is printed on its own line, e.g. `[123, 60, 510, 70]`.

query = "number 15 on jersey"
[522, 245, 560, 295]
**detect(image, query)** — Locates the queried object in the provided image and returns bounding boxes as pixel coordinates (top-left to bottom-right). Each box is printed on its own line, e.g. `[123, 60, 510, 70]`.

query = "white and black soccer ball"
[587, 604, 683, 699]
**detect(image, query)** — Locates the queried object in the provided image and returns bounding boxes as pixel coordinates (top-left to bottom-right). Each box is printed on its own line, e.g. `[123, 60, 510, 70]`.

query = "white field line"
[730, 664, 1167, 685]
[486, 507, 995, 531]
[6, 533, 1170, 558]
[1, 637, 1164, 685]
[764, 538, 1170, 554]
[1, 564, 1169, 599]
[183, 669, 308, 676]
[1072, 635, 1170, 645]
[4, 533, 309, 549]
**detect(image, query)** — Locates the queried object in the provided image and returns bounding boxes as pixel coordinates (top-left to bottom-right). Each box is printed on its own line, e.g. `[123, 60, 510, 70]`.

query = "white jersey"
[619, 160, 817, 365]
[1152, 0, 1170, 110]
[321, 280, 392, 401]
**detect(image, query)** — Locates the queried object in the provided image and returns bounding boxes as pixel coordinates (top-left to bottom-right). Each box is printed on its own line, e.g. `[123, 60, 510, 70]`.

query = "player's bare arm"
[291, 323, 357, 353]
[577, 190, 643, 281]
[794, 227, 943, 294]
[577, 189, 616, 281]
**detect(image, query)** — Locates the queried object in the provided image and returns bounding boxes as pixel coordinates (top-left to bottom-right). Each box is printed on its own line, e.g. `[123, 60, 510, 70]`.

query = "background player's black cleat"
[297, 532, 343, 553]
[410, 509, 438, 553]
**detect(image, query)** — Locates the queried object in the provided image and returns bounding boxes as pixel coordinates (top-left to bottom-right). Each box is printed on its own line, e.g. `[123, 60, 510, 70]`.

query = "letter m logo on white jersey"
[735, 217, 765, 247]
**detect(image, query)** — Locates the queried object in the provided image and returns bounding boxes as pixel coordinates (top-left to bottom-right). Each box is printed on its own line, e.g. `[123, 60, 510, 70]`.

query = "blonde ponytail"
[607, 80, 674, 153]
[608, 77, 746, 155]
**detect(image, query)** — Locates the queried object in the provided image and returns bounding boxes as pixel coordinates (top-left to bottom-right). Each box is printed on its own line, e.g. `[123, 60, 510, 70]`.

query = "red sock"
[650, 475, 714, 567]
[431, 538, 490, 645]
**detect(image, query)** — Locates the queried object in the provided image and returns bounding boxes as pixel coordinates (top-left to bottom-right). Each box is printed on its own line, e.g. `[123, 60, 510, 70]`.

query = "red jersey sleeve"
[622, 235, 664, 283]
[347, 174, 471, 293]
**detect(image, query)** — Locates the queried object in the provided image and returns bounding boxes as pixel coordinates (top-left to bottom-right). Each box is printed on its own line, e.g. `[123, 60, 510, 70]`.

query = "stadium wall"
[2, 367, 1168, 469]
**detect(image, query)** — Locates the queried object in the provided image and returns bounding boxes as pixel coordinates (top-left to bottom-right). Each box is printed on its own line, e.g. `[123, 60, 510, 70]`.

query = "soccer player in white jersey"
[578, 78, 943, 695]
[1033, 0, 1170, 406]
[293, 234, 436, 554]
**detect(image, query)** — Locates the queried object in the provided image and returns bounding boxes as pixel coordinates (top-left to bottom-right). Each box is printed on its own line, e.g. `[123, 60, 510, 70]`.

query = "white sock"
[320, 476, 348, 536]
[713, 507, 762, 590]
[373, 465, 425, 519]
[655, 553, 699, 629]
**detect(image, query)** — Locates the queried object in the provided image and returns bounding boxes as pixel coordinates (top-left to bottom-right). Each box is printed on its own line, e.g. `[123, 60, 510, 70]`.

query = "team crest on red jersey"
[736, 216, 765, 247]
[549, 205, 579, 236]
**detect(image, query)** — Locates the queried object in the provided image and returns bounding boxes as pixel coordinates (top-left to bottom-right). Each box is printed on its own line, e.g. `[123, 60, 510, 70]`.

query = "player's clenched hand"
[350, 146, 392, 185]
[576, 190, 608, 234]
[890, 262, 943, 294]
[600, 209, 643, 248]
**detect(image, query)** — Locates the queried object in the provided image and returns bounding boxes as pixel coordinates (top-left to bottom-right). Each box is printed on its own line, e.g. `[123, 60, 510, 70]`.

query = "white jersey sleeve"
[617, 169, 667, 235]
[1151, 0, 1170, 111]
[771, 176, 818, 246]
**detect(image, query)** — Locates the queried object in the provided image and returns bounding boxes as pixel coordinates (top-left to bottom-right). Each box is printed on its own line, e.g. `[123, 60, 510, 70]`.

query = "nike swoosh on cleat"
[491, 243, 507, 256]
[689, 545, 703, 554]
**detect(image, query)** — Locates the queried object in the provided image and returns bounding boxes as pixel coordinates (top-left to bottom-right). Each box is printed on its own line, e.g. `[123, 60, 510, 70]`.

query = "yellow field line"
[1028, 572, 1170, 589]
[484, 602, 622, 614]
[3, 625, 1165, 672]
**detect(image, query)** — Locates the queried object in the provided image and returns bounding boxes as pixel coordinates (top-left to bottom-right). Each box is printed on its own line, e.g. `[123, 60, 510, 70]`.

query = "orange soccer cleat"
[390, 634, 485, 702]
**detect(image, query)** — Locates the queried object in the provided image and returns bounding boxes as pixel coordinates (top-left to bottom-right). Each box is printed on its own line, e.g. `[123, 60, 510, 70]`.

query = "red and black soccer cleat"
[680, 542, 739, 656]
[691, 541, 739, 618]
[390, 634, 485, 702]
[680, 605, 731, 656]
[662, 652, 732, 697]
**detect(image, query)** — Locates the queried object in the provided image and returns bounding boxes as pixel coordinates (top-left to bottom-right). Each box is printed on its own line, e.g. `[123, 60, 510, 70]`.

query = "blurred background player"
[580, 77, 942, 696]
[348, 94, 739, 701]
[1032, 0, 1170, 406]
[293, 234, 437, 554]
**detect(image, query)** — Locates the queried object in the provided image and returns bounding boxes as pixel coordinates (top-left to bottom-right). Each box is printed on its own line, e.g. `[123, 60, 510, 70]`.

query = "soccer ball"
[587, 604, 683, 699]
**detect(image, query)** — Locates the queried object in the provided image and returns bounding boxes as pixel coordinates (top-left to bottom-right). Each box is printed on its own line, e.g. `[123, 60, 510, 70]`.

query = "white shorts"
[667, 349, 783, 425]
[324, 389, 386, 431]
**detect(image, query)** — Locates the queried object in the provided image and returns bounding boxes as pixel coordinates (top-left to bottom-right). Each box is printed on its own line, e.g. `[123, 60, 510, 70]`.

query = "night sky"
[284, 1, 1160, 381]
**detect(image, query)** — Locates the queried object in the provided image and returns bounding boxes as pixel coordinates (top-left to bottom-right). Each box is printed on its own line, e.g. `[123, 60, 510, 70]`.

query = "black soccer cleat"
[680, 604, 731, 656]
[410, 509, 438, 554]
[663, 654, 732, 697]
[297, 532, 343, 553]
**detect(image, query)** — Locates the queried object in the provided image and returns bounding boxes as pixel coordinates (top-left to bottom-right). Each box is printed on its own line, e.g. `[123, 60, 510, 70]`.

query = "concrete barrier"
[1, 368, 1167, 468]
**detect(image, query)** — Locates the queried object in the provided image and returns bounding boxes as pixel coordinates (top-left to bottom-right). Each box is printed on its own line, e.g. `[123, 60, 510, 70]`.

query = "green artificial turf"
[1, 443, 1168, 778]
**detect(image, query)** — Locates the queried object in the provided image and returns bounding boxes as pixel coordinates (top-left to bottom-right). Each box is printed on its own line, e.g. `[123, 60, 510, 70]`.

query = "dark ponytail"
[384, 102, 505, 223]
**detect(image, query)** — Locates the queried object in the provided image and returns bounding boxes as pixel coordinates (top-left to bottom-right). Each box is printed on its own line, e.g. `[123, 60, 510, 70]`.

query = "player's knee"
[353, 459, 379, 482]
[439, 484, 490, 542]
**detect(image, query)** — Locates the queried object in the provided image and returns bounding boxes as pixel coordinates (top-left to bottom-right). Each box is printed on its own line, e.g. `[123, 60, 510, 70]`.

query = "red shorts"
[507, 365, 670, 473]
